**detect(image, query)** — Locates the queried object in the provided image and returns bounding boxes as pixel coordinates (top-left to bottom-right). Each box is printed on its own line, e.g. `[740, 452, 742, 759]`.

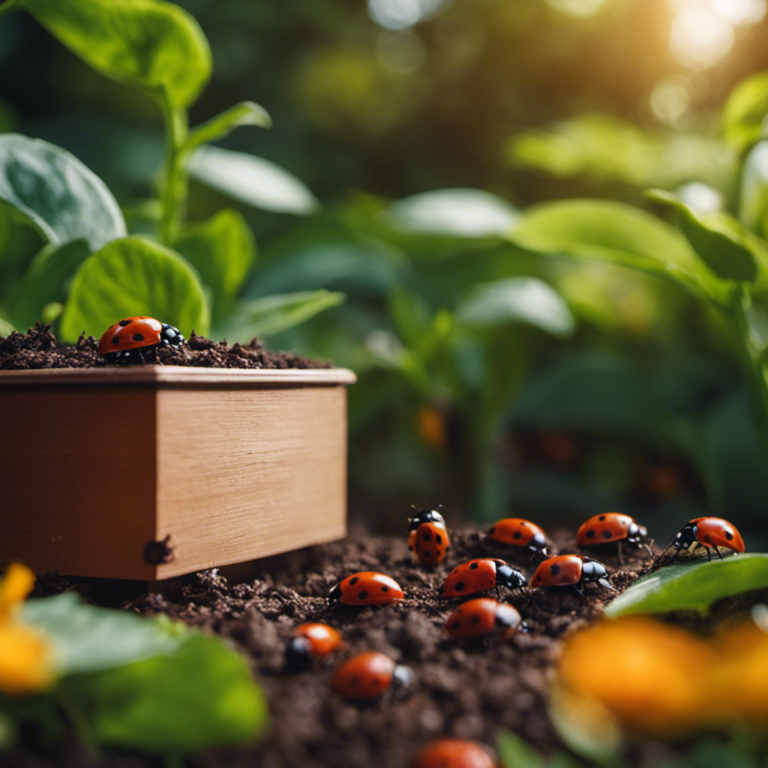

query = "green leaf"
[10, 239, 91, 330]
[59, 236, 209, 341]
[722, 72, 768, 153]
[0, 134, 126, 251]
[509, 200, 729, 305]
[185, 102, 271, 155]
[2, 0, 211, 109]
[221, 290, 344, 342]
[22, 593, 183, 676]
[80, 633, 268, 753]
[740, 141, 768, 238]
[0, 314, 15, 337]
[386, 189, 519, 237]
[189, 147, 320, 215]
[497, 730, 548, 768]
[455, 277, 574, 337]
[174, 210, 256, 310]
[604, 554, 768, 618]
[648, 189, 761, 283]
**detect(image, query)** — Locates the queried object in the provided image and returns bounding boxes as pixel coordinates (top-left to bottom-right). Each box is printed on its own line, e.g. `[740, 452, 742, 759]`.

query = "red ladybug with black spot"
[440, 559, 526, 599]
[408, 508, 450, 567]
[664, 517, 745, 561]
[285, 623, 343, 670]
[577, 512, 651, 564]
[444, 598, 523, 640]
[331, 651, 413, 701]
[531, 554, 615, 596]
[486, 518, 547, 556]
[411, 739, 498, 768]
[328, 572, 404, 606]
[98, 316, 186, 363]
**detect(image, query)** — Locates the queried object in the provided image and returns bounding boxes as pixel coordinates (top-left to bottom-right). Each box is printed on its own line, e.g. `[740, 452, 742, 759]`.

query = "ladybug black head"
[408, 508, 445, 532]
[285, 637, 313, 671]
[530, 532, 547, 552]
[495, 564, 527, 590]
[328, 584, 343, 604]
[160, 324, 187, 348]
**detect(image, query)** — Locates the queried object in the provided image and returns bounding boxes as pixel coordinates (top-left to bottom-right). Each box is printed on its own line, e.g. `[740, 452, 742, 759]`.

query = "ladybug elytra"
[331, 651, 413, 700]
[665, 517, 745, 561]
[487, 518, 547, 556]
[98, 316, 186, 363]
[443, 598, 522, 640]
[531, 554, 615, 596]
[408, 509, 450, 567]
[411, 739, 498, 768]
[440, 559, 526, 599]
[328, 572, 404, 606]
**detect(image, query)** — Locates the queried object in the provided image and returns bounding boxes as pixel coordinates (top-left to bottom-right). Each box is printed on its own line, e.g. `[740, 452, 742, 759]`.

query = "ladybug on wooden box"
[331, 651, 413, 701]
[408, 508, 450, 567]
[576, 512, 652, 564]
[328, 572, 404, 606]
[440, 559, 526, 599]
[443, 598, 522, 640]
[663, 517, 745, 561]
[98, 316, 186, 363]
[486, 518, 547, 557]
[531, 554, 615, 597]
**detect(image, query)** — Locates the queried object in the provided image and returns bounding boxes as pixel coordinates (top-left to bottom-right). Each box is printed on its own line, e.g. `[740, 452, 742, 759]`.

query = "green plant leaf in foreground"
[185, 101, 271, 155]
[59, 236, 209, 341]
[604, 554, 768, 618]
[0, 134, 126, 252]
[0, 0, 212, 110]
[77, 633, 268, 753]
[721, 71, 768, 154]
[22, 593, 183, 676]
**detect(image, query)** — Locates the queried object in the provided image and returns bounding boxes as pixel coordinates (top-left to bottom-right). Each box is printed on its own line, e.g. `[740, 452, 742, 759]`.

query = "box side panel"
[155, 387, 348, 578]
[0, 389, 157, 579]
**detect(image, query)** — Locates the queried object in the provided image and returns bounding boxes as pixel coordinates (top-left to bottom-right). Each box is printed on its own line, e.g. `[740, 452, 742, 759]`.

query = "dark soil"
[0, 324, 330, 370]
[7, 527, 649, 768]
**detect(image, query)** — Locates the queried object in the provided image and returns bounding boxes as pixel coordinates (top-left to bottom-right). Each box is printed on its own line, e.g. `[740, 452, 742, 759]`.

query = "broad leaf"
[604, 554, 768, 618]
[648, 190, 761, 283]
[740, 141, 768, 238]
[10, 239, 91, 330]
[722, 72, 768, 153]
[174, 210, 256, 308]
[185, 102, 271, 155]
[1, 0, 211, 109]
[222, 290, 344, 341]
[0, 134, 126, 251]
[497, 730, 556, 768]
[22, 593, 182, 676]
[386, 189, 519, 237]
[59, 236, 209, 341]
[510, 200, 729, 305]
[81, 633, 268, 753]
[456, 277, 574, 337]
[189, 147, 320, 215]
[0, 314, 14, 337]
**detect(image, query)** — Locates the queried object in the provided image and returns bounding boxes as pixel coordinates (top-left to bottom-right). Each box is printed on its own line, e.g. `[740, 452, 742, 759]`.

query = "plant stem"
[159, 97, 189, 246]
[56, 684, 101, 761]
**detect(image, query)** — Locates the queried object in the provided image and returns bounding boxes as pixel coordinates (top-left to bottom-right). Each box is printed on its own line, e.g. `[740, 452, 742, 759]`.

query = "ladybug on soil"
[408, 508, 450, 567]
[576, 512, 652, 564]
[331, 651, 413, 701]
[443, 598, 522, 640]
[531, 554, 615, 596]
[98, 316, 186, 363]
[285, 623, 343, 670]
[663, 517, 745, 561]
[328, 571, 404, 606]
[440, 559, 526, 599]
[411, 739, 498, 768]
[486, 518, 547, 556]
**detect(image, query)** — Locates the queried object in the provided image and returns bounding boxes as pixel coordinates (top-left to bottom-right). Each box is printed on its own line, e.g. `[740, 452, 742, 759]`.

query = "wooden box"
[0, 367, 355, 581]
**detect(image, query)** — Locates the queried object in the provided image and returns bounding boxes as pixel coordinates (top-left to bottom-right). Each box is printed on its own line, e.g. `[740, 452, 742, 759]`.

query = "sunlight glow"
[670, 4, 734, 70]
[711, 0, 766, 25]
[650, 76, 693, 125]
[546, 0, 609, 17]
[368, 0, 450, 30]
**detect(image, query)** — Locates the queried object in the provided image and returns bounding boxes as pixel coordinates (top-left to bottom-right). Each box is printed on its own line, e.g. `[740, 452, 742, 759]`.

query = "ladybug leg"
[616, 540, 624, 567]
[713, 545, 723, 560]
[572, 583, 585, 599]
[495, 586, 502, 601]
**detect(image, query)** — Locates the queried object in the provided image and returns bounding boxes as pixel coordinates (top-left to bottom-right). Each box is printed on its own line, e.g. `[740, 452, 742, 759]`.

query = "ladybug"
[665, 517, 745, 561]
[440, 559, 526, 599]
[411, 739, 498, 768]
[576, 512, 651, 563]
[531, 555, 615, 596]
[98, 316, 186, 363]
[444, 598, 522, 640]
[285, 623, 343, 670]
[328, 572, 404, 606]
[408, 509, 450, 567]
[487, 518, 547, 556]
[331, 651, 413, 701]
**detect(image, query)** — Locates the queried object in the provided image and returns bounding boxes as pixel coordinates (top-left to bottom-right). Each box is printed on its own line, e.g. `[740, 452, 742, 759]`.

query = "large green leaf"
[174, 210, 256, 309]
[221, 290, 344, 342]
[80, 633, 268, 753]
[59, 236, 209, 341]
[22, 593, 182, 676]
[604, 554, 768, 618]
[510, 200, 728, 305]
[185, 102, 271, 155]
[0, 134, 125, 252]
[455, 277, 574, 337]
[10, 239, 91, 330]
[648, 190, 761, 284]
[0, 314, 15, 337]
[189, 147, 320, 215]
[1, 0, 211, 109]
[740, 141, 768, 238]
[722, 72, 768, 154]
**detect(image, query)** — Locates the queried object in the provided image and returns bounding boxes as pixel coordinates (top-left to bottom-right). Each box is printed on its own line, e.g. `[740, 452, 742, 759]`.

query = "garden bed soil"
[0, 324, 330, 370]
[9, 528, 649, 768]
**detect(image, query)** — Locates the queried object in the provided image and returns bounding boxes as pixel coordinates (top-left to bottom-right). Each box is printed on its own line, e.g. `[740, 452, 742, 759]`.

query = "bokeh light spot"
[546, 0, 609, 17]
[650, 76, 693, 126]
[376, 30, 426, 74]
[670, 5, 735, 69]
[711, 0, 766, 25]
[368, 0, 451, 30]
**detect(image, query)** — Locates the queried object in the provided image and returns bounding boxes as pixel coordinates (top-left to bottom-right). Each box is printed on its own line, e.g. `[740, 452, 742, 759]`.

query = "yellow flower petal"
[0, 623, 54, 695]
[0, 564, 35, 620]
